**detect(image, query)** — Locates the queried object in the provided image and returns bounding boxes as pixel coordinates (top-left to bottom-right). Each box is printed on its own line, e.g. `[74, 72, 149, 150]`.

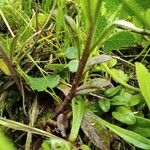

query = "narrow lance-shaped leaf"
[136, 62, 150, 110]
[85, 111, 150, 149]
[81, 111, 110, 149]
[69, 97, 85, 142]
[76, 78, 111, 95]
[129, 116, 150, 138]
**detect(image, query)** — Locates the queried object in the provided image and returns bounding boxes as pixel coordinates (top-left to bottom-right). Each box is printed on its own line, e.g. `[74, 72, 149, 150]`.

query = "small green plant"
[0, 0, 150, 149]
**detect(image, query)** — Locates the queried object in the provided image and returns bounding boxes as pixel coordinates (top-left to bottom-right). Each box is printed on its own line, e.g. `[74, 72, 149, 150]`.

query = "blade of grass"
[25, 97, 39, 150]
[0, 117, 72, 147]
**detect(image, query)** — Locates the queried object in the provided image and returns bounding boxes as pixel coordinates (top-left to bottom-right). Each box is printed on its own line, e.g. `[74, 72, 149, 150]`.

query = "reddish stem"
[53, 25, 94, 118]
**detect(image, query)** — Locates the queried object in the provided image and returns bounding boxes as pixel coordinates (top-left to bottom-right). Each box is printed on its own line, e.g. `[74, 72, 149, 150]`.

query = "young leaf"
[69, 97, 84, 142]
[67, 60, 79, 73]
[27, 75, 60, 92]
[85, 111, 150, 149]
[129, 94, 142, 106]
[112, 106, 136, 125]
[111, 92, 131, 106]
[136, 62, 150, 110]
[104, 85, 122, 98]
[98, 99, 110, 112]
[65, 47, 78, 59]
[104, 31, 135, 52]
[65, 15, 78, 34]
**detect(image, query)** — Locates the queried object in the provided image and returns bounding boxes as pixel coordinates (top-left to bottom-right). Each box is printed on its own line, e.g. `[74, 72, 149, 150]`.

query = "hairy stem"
[53, 25, 94, 118]
[53, 0, 103, 118]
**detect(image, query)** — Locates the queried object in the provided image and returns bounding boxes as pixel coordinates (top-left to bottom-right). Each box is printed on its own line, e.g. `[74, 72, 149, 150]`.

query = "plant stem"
[53, 0, 104, 118]
[53, 25, 94, 118]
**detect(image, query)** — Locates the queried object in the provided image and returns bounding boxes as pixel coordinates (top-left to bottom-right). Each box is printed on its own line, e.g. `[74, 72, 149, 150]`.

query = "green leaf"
[101, 63, 140, 92]
[111, 68, 129, 82]
[112, 106, 136, 125]
[0, 133, 16, 150]
[0, 0, 5, 6]
[121, 0, 150, 29]
[80, 144, 91, 150]
[111, 92, 131, 106]
[129, 116, 150, 138]
[130, 126, 150, 139]
[104, 31, 135, 52]
[97, 58, 117, 72]
[69, 97, 84, 142]
[67, 60, 79, 73]
[144, 9, 150, 29]
[136, 116, 150, 127]
[104, 85, 122, 98]
[85, 111, 150, 149]
[135, 0, 150, 10]
[18, 27, 33, 45]
[136, 62, 150, 110]
[94, 15, 107, 40]
[65, 47, 78, 59]
[129, 94, 142, 106]
[44, 64, 67, 71]
[32, 13, 48, 28]
[65, 15, 78, 34]
[98, 99, 110, 112]
[41, 139, 73, 150]
[0, 117, 73, 148]
[27, 75, 60, 91]
[104, 0, 120, 12]
[0, 59, 11, 76]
